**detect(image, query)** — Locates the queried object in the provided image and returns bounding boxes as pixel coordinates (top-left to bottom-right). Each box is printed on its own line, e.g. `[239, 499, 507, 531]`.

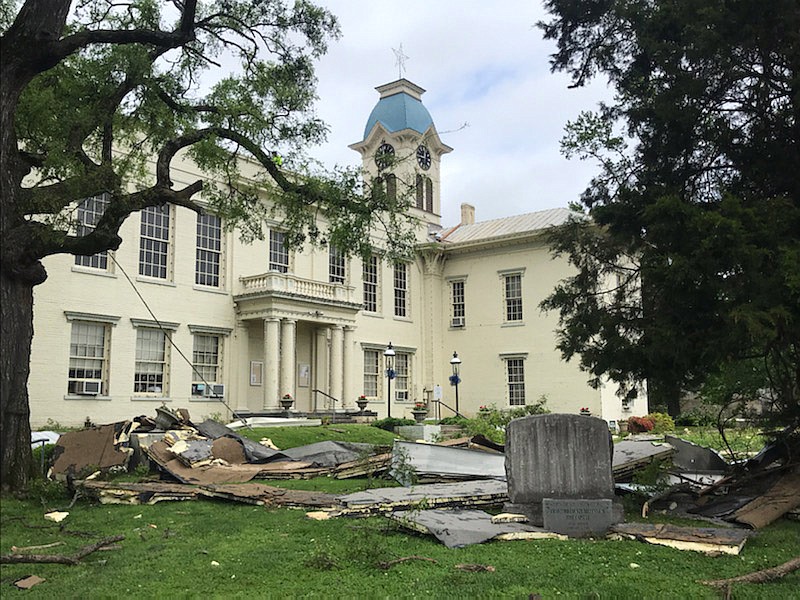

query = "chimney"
[460, 203, 475, 225]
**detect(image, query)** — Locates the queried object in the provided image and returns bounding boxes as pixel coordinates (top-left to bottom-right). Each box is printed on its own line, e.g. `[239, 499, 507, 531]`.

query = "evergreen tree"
[539, 0, 800, 422]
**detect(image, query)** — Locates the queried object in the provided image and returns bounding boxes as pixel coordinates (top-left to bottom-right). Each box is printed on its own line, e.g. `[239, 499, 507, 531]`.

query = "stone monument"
[504, 413, 622, 536]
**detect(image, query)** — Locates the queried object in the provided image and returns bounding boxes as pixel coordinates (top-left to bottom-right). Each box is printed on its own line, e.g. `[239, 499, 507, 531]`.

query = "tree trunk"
[0, 269, 35, 491]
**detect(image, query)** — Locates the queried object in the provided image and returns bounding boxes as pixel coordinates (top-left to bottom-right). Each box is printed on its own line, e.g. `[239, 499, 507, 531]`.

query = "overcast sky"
[305, 1, 612, 227]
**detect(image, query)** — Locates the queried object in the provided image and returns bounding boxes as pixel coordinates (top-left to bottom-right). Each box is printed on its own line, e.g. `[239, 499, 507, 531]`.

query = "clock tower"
[349, 79, 452, 225]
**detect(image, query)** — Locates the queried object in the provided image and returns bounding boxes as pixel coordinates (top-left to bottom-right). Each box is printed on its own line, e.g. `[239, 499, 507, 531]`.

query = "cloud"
[306, 0, 613, 225]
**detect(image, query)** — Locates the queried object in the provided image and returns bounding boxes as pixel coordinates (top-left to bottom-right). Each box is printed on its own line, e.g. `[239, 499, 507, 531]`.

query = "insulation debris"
[609, 523, 752, 555]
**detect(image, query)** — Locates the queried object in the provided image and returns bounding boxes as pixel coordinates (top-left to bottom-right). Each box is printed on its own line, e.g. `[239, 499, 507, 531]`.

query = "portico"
[234, 271, 361, 413]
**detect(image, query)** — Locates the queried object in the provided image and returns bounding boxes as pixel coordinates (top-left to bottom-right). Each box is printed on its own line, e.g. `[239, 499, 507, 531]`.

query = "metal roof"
[440, 207, 573, 244]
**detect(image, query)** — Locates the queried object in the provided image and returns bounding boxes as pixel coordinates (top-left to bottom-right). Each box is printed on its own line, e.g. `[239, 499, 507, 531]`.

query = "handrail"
[432, 399, 467, 420]
[312, 389, 340, 424]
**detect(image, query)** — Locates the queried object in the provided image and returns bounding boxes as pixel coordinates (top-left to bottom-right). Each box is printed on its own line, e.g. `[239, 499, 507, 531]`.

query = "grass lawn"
[237, 423, 398, 450]
[1, 487, 798, 599]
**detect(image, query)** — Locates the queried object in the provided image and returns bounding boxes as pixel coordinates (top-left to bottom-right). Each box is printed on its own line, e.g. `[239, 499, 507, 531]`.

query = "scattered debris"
[609, 523, 751, 555]
[390, 509, 565, 548]
[391, 440, 505, 484]
[455, 563, 496, 573]
[730, 468, 800, 529]
[379, 555, 438, 570]
[334, 479, 508, 517]
[51, 422, 136, 478]
[44, 511, 69, 523]
[665, 435, 728, 472]
[0, 535, 125, 565]
[14, 575, 45, 590]
[612, 440, 674, 481]
[700, 555, 800, 589]
[491, 513, 528, 524]
[10, 542, 64, 553]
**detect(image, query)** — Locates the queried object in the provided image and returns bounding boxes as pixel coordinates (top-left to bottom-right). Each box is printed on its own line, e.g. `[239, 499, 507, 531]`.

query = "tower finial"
[392, 44, 409, 79]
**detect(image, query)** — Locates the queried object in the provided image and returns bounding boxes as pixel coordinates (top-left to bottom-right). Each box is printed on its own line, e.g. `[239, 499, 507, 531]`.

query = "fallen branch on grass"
[0, 535, 125, 565]
[10, 541, 64, 553]
[700, 556, 800, 588]
[379, 555, 438, 570]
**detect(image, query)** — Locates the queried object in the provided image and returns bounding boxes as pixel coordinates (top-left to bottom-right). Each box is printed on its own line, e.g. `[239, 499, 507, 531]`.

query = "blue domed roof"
[363, 92, 434, 139]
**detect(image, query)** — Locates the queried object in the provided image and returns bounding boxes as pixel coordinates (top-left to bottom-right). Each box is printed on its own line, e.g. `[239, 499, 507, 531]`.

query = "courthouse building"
[28, 79, 647, 427]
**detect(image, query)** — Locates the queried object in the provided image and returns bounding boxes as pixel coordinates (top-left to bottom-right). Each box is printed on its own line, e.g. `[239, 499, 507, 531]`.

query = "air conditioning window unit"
[451, 316, 465, 328]
[75, 380, 102, 395]
[204, 383, 225, 398]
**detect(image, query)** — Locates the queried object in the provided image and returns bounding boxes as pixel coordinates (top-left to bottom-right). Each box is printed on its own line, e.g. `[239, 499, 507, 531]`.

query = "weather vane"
[392, 44, 409, 78]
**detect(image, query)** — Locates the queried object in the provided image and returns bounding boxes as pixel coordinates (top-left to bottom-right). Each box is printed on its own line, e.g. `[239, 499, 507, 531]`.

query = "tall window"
[134, 328, 168, 395]
[196, 214, 222, 287]
[384, 173, 397, 201]
[68, 322, 108, 395]
[425, 178, 433, 212]
[329, 245, 345, 284]
[75, 193, 110, 270]
[415, 176, 433, 212]
[451, 280, 465, 326]
[191, 334, 220, 396]
[269, 229, 289, 273]
[506, 358, 526, 406]
[395, 352, 410, 402]
[139, 204, 170, 279]
[363, 349, 379, 398]
[394, 262, 408, 318]
[363, 256, 379, 313]
[504, 273, 523, 322]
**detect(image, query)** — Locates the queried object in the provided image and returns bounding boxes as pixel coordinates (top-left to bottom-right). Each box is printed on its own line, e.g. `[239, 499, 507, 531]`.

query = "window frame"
[394, 261, 408, 318]
[363, 349, 379, 399]
[450, 278, 466, 326]
[501, 270, 524, 323]
[269, 229, 290, 273]
[196, 213, 223, 287]
[131, 319, 178, 398]
[362, 255, 380, 314]
[329, 244, 346, 284]
[504, 356, 527, 406]
[74, 192, 111, 271]
[139, 204, 172, 280]
[191, 333, 221, 397]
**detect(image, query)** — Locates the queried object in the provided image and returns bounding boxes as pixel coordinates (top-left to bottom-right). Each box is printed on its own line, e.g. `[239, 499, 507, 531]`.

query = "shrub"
[674, 407, 717, 427]
[371, 417, 415, 432]
[627, 416, 655, 433]
[439, 416, 469, 426]
[644, 412, 675, 433]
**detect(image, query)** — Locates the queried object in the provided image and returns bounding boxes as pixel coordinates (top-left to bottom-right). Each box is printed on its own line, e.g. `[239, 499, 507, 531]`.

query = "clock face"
[374, 143, 395, 170]
[416, 145, 431, 170]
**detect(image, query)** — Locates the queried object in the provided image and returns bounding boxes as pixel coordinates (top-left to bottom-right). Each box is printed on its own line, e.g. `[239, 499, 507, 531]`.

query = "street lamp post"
[384, 342, 395, 419]
[449, 351, 461, 415]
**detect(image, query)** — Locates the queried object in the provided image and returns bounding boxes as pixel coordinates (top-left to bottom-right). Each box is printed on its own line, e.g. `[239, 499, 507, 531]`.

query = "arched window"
[415, 174, 424, 209]
[385, 173, 397, 202]
[425, 178, 433, 212]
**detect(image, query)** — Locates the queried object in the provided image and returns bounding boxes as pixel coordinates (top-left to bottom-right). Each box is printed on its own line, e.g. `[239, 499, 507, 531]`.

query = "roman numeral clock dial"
[416, 145, 431, 170]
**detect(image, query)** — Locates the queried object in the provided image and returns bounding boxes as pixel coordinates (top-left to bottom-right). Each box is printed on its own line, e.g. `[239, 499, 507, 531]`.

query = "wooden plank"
[732, 469, 800, 529]
[609, 523, 751, 555]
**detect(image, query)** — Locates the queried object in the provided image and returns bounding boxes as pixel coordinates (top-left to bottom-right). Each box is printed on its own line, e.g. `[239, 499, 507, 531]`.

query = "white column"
[330, 325, 343, 408]
[314, 327, 329, 413]
[264, 318, 280, 409]
[280, 319, 296, 400]
[231, 320, 249, 412]
[342, 326, 355, 408]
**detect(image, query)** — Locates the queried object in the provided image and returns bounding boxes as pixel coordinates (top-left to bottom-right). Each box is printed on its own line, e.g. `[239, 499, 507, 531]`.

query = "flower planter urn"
[280, 397, 294, 411]
[411, 410, 427, 423]
[356, 398, 369, 413]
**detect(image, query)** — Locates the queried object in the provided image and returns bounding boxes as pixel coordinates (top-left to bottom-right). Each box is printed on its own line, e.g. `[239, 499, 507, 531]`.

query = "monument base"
[503, 496, 624, 536]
